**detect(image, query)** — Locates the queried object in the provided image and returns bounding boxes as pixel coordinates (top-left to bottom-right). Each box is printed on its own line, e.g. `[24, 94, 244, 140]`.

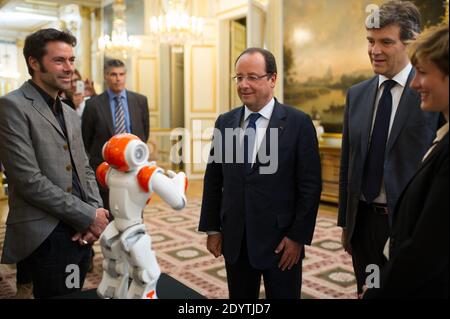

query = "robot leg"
[120, 224, 161, 299]
[97, 222, 130, 299]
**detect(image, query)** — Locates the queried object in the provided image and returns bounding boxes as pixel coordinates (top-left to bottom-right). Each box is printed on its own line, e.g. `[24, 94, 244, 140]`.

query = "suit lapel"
[62, 103, 87, 200]
[22, 82, 65, 138]
[360, 76, 379, 157]
[419, 132, 448, 171]
[386, 70, 416, 153]
[127, 91, 139, 134]
[62, 102, 74, 144]
[394, 133, 448, 223]
[229, 106, 244, 129]
[99, 92, 114, 136]
[227, 107, 245, 176]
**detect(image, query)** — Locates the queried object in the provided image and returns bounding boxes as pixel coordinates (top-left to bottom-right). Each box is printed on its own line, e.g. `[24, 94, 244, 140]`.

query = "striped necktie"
[114, 95, 126, 134]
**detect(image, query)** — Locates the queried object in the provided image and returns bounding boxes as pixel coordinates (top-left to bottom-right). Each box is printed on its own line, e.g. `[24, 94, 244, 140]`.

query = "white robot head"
[102, 133, 149, 172]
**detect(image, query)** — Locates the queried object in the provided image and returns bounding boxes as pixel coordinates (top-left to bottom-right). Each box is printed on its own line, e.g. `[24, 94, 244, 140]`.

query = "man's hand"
[88, 208, 109, 238]
[341, 228, 352, 255]
[275, 237, 303, 271]
[206, 233, 222, 258]
[72, 231, 97, 245]
[359, 285, 368, 299]
[71, 208, 109, 246]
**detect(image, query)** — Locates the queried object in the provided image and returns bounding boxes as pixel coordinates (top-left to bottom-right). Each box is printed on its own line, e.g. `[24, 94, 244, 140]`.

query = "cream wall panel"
[218, 19, 231, 114]
[267, 0, 283, 101]
[248, 0, 266, 48]
[191, 119, 216, 139]
[80, 6, 92, 79]
[150, 115, 159, 129]
[191, 140, 211, 174]
[185, 38, 218, 178]
[230, 21, 247, 109]
[136, 56, 158, 111]
[193, 162, 208, 174]
[16, 39, 28, 85]
[215, 0, 247, 16]
[190, 46, 216, 112]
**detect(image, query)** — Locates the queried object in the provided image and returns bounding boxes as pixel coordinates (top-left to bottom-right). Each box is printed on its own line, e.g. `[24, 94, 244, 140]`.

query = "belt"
[359, 200, 389, 215]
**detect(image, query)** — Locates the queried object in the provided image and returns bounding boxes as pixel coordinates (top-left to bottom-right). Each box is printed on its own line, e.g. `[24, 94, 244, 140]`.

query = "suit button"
[66, 164, 72, 171]
[63, 144, 69, 151]
[67, 186, 73, 192]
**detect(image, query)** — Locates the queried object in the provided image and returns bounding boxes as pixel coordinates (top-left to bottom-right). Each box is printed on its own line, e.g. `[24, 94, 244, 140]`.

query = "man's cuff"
[206, 231, 220, 235]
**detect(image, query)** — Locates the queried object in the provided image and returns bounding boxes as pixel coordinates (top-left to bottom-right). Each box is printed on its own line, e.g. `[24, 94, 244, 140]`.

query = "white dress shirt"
[242, 98, 275, 165]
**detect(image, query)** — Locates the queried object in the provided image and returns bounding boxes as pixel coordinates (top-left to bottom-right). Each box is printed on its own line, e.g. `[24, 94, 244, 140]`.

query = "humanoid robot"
[95, 133, 187, 299]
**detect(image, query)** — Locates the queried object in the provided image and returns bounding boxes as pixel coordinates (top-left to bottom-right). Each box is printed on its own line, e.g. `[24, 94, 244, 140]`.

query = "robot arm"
[96, 162, 111, 189]
[137, 166, 187, 210]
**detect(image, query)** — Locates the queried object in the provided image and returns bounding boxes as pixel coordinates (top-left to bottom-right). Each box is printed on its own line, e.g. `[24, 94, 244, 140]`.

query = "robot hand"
[147, 169, 187, 211]
[167, 170, 188, 199]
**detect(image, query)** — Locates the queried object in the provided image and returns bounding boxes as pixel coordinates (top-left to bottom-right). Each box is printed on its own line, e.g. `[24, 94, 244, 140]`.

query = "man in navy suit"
[338, 0, 441, 297]
[198, 48, 322, 299]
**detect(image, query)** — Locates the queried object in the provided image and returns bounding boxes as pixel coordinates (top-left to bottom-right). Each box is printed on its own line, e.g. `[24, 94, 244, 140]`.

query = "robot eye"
[135, 147, 145, 161]
[127, 142, 149, 168]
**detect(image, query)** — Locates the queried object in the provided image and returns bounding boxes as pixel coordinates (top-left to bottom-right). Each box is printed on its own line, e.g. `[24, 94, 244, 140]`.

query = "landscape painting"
[283, 0, 447, 133]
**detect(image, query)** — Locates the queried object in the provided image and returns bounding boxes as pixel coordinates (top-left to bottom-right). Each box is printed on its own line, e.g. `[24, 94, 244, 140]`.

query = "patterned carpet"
[0, 198, 357, 299]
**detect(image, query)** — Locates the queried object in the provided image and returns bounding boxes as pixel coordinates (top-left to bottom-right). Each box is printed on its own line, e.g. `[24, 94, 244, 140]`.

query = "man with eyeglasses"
[199, 47, 322, 299]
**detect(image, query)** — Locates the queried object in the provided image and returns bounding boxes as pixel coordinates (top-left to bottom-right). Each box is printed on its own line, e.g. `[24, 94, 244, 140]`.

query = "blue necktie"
[114, 95, 126, 134]
[244, 113, 261, 174]
[362, 80, 397, 203]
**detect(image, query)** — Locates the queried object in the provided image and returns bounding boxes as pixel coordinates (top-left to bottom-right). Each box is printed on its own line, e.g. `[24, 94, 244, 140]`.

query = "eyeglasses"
[232, 74, 272, 84]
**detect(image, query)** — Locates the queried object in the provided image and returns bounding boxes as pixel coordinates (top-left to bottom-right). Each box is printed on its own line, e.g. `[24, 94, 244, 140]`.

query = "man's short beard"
[38, 62, 71, 92]
[37, 60, 48, 73]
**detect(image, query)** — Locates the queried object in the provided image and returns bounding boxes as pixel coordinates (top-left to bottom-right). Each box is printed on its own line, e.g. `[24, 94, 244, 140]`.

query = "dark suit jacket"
[81, 90, 149, 171]
[338, 70, 440, 246]
[198, 99, 322, 269]
[364, 132, 449, 298]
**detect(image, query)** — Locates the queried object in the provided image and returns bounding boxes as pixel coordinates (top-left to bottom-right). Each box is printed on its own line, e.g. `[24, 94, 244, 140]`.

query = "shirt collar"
[435, 122, 449, 143]
[28, 79, 61, 112]
[378, 63, 412, 88]
[107, 88, 126, 100]
[244, 98, 275, 122]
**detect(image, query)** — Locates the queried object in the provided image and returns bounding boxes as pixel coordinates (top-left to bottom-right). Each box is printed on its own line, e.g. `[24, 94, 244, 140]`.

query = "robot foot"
[97, 273, 130, 299]
[97, 278, 115, 299]
[127, 279, 158, 299]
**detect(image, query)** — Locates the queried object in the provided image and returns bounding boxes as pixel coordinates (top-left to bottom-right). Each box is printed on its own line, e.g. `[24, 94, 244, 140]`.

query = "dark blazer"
[199, 99, 322, 269]
[0, 82, 102, 263]
[364, 132, 449, 298]
[81, 90, 149, 171]
[338, 70, 440, 246]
